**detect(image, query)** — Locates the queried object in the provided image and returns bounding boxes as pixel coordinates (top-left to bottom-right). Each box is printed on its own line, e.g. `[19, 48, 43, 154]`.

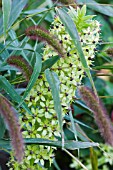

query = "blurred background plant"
[0, 0, 113, 169]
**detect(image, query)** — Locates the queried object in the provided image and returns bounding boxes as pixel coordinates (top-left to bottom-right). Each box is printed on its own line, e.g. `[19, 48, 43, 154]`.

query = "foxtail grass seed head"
[7, 56, 33, 81]
[106, 48, 113, 57]
[78, 86, 113, 146]
[58, 0, 76, 5]
[9, 5, 100, 169]
[0, 95, 24, 162]
[26, 26, 67, 58]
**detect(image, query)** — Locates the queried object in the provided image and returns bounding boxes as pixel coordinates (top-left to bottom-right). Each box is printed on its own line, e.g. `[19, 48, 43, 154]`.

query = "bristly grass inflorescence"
[0, 95, 24, 163]
[7, 56, 33, 81]
[78, 86, 113, 147]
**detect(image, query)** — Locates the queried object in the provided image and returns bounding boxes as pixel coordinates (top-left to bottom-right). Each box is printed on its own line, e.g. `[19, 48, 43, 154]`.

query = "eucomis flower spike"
[43, 5, 100, 115]
[8, 5, 100, 170]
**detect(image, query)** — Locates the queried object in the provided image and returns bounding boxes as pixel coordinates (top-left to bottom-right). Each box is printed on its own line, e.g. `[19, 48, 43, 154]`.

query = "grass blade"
[69, 111, 78, 141]
[64, 115, 93, 130]
[45, 69, 62, 131]
[0, 43, 9, 61]
[74, 100, 93, 113]
[94, 65, 113, 70]
[8, 0, 28, 28]
[0, 138, 99, 150]
[0, 115, 5, 138]
[0, 76, 32, 115]
[2, 0, 11, 37]
[41, 55, 60, 72]
[21, 52, 42, 102]
[53, 159, 61, 170]
[90, 147, 98, 170]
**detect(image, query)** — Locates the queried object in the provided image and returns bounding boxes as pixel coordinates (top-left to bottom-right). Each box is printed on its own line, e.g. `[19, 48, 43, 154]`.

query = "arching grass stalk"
[63, 149, 88, 170]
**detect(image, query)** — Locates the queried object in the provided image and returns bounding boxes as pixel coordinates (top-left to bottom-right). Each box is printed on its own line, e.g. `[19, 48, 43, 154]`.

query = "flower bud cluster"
[8, 5, 100, 169]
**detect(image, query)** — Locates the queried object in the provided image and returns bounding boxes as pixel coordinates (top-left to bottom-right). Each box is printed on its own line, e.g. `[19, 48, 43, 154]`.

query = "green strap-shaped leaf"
[74, 100, 93, 113]
[0, 139, 11, 150]
[0, 138, 99, 150]
[56, 8, 97, 95]
[23, 8, 47, 15]
[69, 111, 78, 141]
[64, 115, 93, 130]
[2, 0, 11, 36]
[8, 0, 28, 28]
[0, 76, 32, 115]
[77, 0, 113, 17]
[21, 52, 42, 102]
[8, 29, 19, 47]
[90, 147, 98, 170]
[0, 65, 18, 72]
[53, 159, 61, 170]
[0, 115, 5, 139]
[94, 65, 113, 70]
[45, 69, 62, 131]
[0, 43, 9, 61]
[41, 55, 60, 72]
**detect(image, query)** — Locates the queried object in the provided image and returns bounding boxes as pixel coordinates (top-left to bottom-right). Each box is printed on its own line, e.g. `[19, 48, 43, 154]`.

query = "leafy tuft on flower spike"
[78, 86, 113, 146]
[7, 56, 33, 81]
[0, 95, 24, 162]
[25, 26, 67, 58]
